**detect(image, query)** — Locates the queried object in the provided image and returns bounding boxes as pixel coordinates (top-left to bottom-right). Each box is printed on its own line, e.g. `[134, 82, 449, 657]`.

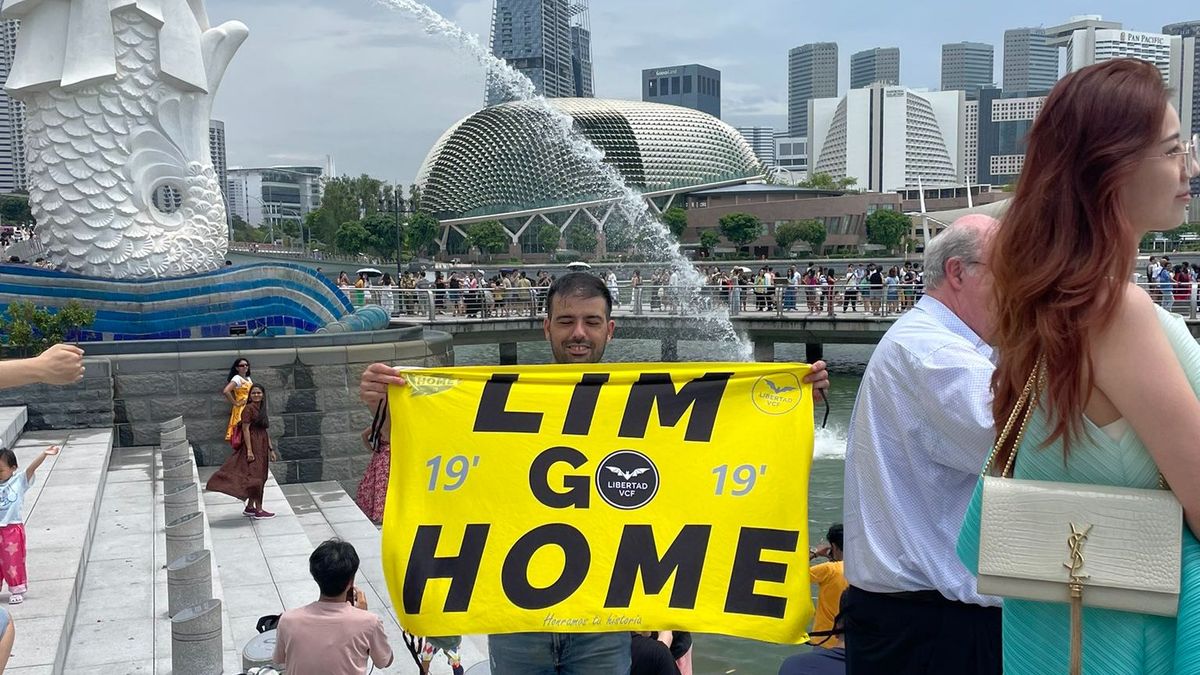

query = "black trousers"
[842, 586, 1001, 675]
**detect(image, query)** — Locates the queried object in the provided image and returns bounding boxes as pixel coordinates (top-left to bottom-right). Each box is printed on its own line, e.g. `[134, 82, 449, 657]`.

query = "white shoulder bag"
[977, 358, 1182, 675]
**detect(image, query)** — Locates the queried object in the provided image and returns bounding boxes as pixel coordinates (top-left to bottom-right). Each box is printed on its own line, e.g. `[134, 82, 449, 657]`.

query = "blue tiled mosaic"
[0, 263, 371, 341]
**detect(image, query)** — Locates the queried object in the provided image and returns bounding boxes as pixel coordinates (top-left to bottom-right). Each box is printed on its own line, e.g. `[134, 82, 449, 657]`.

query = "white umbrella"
[356, 268, 383, 277]
[566, 261, 592, 270]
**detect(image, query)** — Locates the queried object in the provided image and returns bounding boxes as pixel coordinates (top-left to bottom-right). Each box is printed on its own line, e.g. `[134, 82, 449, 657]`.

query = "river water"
[455, 339, 871, 674]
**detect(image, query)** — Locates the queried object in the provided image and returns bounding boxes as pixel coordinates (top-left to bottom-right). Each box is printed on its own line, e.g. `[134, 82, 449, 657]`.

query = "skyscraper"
[642, 64, 721, 118]
[209, 120, 229, 225]
[488, 0, 594, 105]
[735, 127, 776, 169]
[941, 41, 994, 99]
[1163, 21, 1199, 200]
[1002, 27, 1059, 93]
[850, 47, 900, 89]
[0, 20, 25, 194]
[787, 42, 838, 136]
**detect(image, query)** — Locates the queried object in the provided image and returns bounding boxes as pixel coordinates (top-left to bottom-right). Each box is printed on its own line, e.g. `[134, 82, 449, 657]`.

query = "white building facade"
[0, 19, 25, 193]
[735, 126, 777, 169]
[1066, 28, 1181, 83]
[809, 85, 964, 193]
[227, 166, 325, 228]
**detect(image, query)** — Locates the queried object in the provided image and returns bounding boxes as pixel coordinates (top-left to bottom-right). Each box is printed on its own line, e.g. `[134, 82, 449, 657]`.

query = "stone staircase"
[0, 406, 489, 673]
[282, 482, 489, 672]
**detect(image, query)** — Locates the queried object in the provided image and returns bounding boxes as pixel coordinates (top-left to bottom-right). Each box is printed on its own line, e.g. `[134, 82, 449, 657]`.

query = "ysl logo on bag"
[1064, 523, 1093, 582]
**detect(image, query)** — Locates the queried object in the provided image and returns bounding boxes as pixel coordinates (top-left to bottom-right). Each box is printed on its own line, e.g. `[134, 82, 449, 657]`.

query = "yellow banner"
[382, 362, 815, 643]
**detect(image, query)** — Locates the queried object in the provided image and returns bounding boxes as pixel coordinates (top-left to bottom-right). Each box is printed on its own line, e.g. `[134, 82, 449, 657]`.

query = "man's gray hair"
[922, 221, 989, 291]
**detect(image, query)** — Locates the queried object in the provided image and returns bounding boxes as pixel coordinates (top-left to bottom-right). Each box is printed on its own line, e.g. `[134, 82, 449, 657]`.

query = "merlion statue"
[2, 0, 249, 278]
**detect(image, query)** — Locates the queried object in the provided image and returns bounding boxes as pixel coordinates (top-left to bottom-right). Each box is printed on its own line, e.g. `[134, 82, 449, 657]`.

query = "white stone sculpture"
[2, 0, 248, 278]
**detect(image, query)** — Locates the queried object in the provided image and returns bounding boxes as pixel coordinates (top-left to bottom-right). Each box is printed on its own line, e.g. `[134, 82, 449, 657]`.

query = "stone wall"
[0, 359, 115, 430]
[1, 327, 453, 497]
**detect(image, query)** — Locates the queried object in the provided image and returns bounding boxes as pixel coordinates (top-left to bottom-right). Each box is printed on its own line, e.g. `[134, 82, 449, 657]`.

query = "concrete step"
[4, 428, 113, 674]
[283, 481, 489, 673]
[198, 463, 326, 668]
[0, 406, 27, 450]
[57, 444, 242, 673]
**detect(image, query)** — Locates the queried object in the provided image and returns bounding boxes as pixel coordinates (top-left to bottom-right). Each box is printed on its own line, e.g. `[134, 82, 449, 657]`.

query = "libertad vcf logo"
[751, 373, 802, 415]
[595, 450, 659, 510]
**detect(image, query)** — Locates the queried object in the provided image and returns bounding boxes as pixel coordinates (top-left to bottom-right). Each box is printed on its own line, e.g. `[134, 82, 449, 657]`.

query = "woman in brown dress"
[205, 383, 277, 519]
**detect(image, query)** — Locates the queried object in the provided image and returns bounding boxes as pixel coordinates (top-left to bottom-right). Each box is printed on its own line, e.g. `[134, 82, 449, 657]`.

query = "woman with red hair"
[958, 58, 1200, 673]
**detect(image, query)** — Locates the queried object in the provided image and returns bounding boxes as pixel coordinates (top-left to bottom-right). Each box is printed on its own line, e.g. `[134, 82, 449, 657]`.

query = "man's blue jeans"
[488, 632, 631, 675]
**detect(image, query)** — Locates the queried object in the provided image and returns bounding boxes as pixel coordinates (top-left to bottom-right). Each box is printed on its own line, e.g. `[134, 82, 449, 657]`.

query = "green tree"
[361, 212, 402, 260]
[0, 195, 32, 225]
[799, 173, 859, 191]
[536, 222, 561, 254]
[408, 184, 423, 213]
[231, 216, 266, 244]
[865, 209, 911, 253]
[0, 300, 95, 351]
[565, 223, 598, 255]
[303, 209, 325, 248]
[717, 213, 763, 249]
[662, 207, 688, 238]
[699, 229, 721, 255]
[405, 212, 441, 257]
[466, 220, 510, 256]
[334, 221, 371, 255]
[795, 218, 827, 252]
[773, 221, 806, 252]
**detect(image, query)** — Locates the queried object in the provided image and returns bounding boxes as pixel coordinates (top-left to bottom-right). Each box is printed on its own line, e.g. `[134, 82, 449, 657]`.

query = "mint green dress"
[958, 306, 1200, 675]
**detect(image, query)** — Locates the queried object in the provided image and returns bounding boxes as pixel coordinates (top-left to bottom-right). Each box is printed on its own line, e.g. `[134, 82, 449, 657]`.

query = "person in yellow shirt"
[778, 523, 847, 675]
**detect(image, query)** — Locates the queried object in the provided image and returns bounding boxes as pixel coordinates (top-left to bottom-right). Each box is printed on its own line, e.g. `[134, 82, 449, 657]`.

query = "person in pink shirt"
[272, 539, 393, 675]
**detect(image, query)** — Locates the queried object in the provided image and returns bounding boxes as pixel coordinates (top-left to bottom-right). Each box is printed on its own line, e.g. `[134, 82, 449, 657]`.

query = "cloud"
[202, 0, 1181, 183]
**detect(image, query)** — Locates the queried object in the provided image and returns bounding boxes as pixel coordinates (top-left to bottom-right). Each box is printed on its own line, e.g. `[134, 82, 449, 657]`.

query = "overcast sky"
[207, 0, 1185, 184]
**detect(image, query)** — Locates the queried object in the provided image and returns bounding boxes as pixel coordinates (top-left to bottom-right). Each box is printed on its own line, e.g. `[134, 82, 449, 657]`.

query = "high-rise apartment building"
[787, 42, 838, 136]
[941, 41, 994, 99]
[850, 47, 900, 89]
[209, 120, 229, 226]
[488, 0, 593, 105]
[736, 127, 776, 169]
[1003, 27, 1059, 93]
[0, 20, 25, 193]
[642, 64, 721, 118]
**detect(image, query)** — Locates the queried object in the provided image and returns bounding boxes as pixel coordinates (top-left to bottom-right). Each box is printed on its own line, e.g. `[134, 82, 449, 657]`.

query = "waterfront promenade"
[368, 284, 1200, 361]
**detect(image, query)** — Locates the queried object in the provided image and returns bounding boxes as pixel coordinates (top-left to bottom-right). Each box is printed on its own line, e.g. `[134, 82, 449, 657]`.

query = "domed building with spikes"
[414, 98, 764, 258]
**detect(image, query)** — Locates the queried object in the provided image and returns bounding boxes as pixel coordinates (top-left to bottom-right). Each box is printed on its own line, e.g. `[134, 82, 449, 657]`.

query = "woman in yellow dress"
[222, 358, 252, 441]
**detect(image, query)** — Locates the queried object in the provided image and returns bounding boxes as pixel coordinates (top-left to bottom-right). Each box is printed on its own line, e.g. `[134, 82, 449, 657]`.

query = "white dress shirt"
[843, 295, 1000, 606]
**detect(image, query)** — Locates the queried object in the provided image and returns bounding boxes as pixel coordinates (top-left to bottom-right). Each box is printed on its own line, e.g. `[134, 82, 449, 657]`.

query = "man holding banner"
[360, 272, 830, 674]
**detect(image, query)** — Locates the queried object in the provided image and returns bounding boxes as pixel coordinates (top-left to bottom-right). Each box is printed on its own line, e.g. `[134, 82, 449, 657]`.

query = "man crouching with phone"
[273, 539, 394, 674]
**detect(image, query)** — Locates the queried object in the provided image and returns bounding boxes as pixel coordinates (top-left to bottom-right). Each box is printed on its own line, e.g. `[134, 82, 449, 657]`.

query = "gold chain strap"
[982, 356, 1045, 478]
[982, 355, 1167, 488]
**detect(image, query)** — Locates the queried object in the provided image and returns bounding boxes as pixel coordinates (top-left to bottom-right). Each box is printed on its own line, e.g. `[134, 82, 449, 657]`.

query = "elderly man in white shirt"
[841, 214, 1002, 675]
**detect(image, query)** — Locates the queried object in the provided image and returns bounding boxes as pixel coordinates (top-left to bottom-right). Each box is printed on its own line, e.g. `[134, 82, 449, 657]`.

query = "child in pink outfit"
[0, 445, 59, 604]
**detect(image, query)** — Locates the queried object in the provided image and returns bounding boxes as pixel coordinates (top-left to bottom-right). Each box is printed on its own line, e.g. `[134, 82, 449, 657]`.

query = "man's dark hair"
[826, 523, 844, 551]
[310, 538, 360, 597]
[544, 272, 612, 318]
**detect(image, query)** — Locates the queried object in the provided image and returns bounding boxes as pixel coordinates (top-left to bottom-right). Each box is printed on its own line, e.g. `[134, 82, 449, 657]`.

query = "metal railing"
[341, 281, 1200, 322]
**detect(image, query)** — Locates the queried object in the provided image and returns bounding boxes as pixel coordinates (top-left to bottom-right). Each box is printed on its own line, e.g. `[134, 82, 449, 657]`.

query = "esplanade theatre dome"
[416, 98, 764, 220]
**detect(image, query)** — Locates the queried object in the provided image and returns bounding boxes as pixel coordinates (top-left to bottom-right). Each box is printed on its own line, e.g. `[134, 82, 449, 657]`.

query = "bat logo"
[764, 379, 798, 395]
[596, 450, 660, 510]
[606, 466, 650, 481]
